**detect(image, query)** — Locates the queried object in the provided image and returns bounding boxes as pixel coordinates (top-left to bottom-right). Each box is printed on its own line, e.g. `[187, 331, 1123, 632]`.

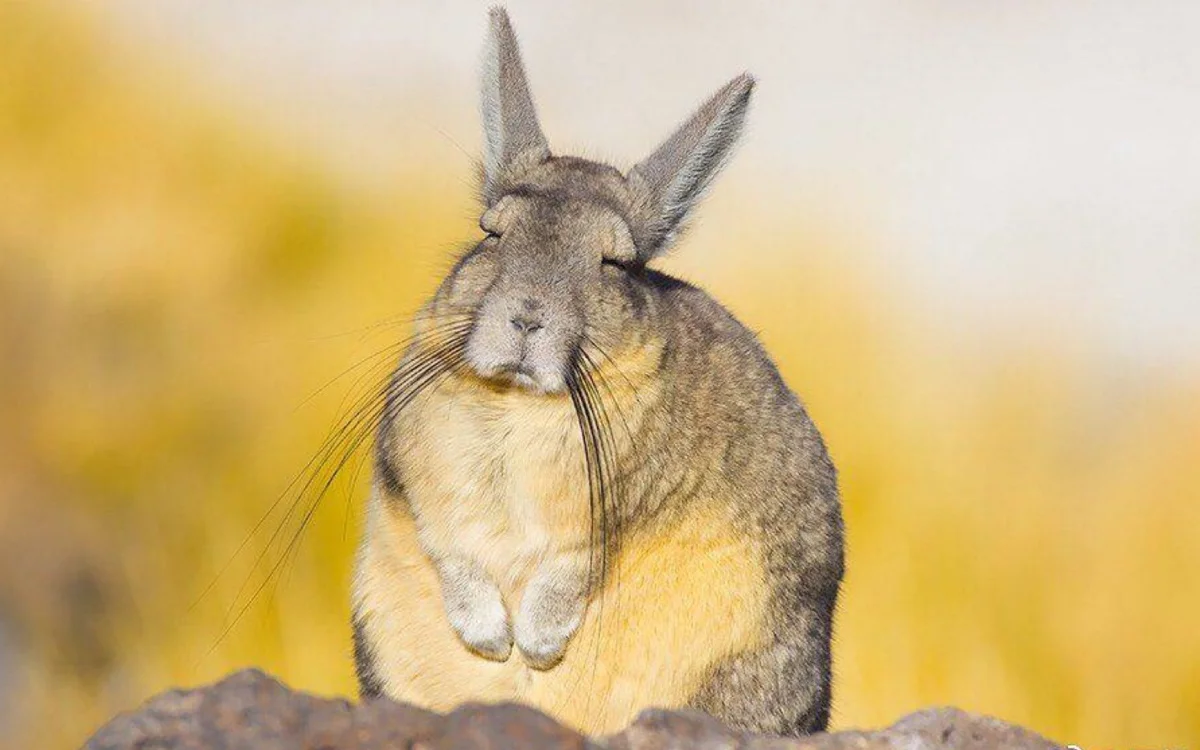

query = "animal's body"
[352, 8, 844, 736]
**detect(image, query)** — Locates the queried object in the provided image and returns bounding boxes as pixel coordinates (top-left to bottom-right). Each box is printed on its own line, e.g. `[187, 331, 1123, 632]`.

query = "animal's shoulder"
[636, 267, 783, 384]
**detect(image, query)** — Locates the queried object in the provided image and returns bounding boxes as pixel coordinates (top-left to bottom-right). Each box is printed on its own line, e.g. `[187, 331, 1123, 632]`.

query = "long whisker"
[189, 317, 473, 616]
[577, 344, 635, 449]
[567, 362, 607, 584]
[576, 356, 622, 616]
[305, 306, 453, 342]
[217, 333, 467, 622]
[265, 339, 467, 607]
[575, 348, 629, 639]
[576, 354, 619, 504]
[564, 363, 604, 717]
[581, 330, 647, 413]
[199, 322, 471, 659]
[260, 336, 467, 583]
[297, 316, 472, 413]
[568, 352, 631, 717]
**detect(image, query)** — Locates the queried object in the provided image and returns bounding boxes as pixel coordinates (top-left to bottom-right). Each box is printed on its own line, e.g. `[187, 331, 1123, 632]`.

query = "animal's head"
[440, 7, 753, 394]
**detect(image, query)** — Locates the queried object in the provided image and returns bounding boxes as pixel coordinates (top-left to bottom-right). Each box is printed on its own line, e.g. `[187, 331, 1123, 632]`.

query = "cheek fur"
[442, 245, 499, 310]
[581, 273, 638, 351]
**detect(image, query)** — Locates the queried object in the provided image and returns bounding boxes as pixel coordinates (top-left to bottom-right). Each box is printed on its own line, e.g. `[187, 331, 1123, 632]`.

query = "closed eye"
[601, 257, 629, 271]
[478, 218, 501, 241]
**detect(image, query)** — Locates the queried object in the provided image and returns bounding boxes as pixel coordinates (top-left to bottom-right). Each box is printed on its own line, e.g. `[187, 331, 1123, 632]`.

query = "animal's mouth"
[497, 362, 535, 378]
[485, 362, 546, 393]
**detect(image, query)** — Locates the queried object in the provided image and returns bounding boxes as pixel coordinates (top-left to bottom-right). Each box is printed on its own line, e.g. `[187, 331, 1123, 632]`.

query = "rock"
[84, 669, 1063, 750]
[608, 705, 1062, 750]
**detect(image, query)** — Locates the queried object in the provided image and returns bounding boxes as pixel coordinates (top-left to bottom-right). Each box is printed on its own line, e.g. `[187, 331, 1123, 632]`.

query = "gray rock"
[84, 670, 1063, 750]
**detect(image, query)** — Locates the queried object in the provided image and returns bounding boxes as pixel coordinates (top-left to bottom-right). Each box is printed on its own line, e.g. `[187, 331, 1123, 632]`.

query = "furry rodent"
[351, 7, 844, 736]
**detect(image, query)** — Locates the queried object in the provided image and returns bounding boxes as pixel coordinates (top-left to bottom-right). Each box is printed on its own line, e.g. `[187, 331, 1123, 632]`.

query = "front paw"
[438, 559, 513, 661]
[514, 591, 585, 670]
[450, 600, 512, 661]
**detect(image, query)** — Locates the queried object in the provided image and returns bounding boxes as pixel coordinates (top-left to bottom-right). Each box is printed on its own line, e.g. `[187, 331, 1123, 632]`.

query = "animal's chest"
[395, 387, 590, 589]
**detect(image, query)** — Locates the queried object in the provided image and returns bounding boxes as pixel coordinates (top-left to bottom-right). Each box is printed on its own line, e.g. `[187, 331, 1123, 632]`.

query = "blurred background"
[2, 1, 1198, 748]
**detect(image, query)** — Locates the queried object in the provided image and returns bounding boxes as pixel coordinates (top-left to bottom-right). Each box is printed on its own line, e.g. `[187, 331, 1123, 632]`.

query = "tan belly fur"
[354, 372, 771, 734]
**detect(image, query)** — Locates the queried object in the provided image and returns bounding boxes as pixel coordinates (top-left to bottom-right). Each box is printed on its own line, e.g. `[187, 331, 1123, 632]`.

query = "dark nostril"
[510, 315, 543, 334]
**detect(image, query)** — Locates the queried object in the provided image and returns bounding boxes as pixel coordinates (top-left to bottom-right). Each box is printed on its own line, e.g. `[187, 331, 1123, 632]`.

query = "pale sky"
[101, 1, 1200, 371]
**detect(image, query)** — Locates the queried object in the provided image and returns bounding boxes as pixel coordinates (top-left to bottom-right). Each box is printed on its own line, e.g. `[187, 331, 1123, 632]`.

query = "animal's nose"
[510, 312, 544, 334]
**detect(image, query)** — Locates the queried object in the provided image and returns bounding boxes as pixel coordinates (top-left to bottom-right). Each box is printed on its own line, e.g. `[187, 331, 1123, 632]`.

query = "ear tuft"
[480, 7, 549, 205]
[628, 73, 754, 260]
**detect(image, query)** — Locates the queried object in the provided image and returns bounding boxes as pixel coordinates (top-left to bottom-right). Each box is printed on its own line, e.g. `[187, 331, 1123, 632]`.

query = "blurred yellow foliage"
[1, 6, 1197, 749]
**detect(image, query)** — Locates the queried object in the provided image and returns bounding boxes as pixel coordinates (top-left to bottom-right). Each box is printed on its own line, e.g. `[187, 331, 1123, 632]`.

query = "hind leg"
[689, 594, 835, 735]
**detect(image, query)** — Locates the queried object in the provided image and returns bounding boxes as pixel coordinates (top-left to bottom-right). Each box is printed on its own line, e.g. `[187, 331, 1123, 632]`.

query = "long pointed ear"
[480, 7, 549, 205]
[628, 74, 754, 260]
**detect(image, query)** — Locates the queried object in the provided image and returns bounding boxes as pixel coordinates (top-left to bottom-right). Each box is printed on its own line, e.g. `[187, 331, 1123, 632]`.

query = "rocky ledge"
[85, 669, 1062, 749]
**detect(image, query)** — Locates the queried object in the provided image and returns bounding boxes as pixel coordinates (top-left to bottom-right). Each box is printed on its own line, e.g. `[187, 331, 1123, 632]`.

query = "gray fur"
[354, 7, 844, 736]
[480, 8, 550, 206]
[628, 73, 755, 258]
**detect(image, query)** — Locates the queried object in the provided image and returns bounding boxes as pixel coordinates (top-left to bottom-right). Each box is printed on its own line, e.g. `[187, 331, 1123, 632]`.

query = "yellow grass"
[0, 6, 1197, 749]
